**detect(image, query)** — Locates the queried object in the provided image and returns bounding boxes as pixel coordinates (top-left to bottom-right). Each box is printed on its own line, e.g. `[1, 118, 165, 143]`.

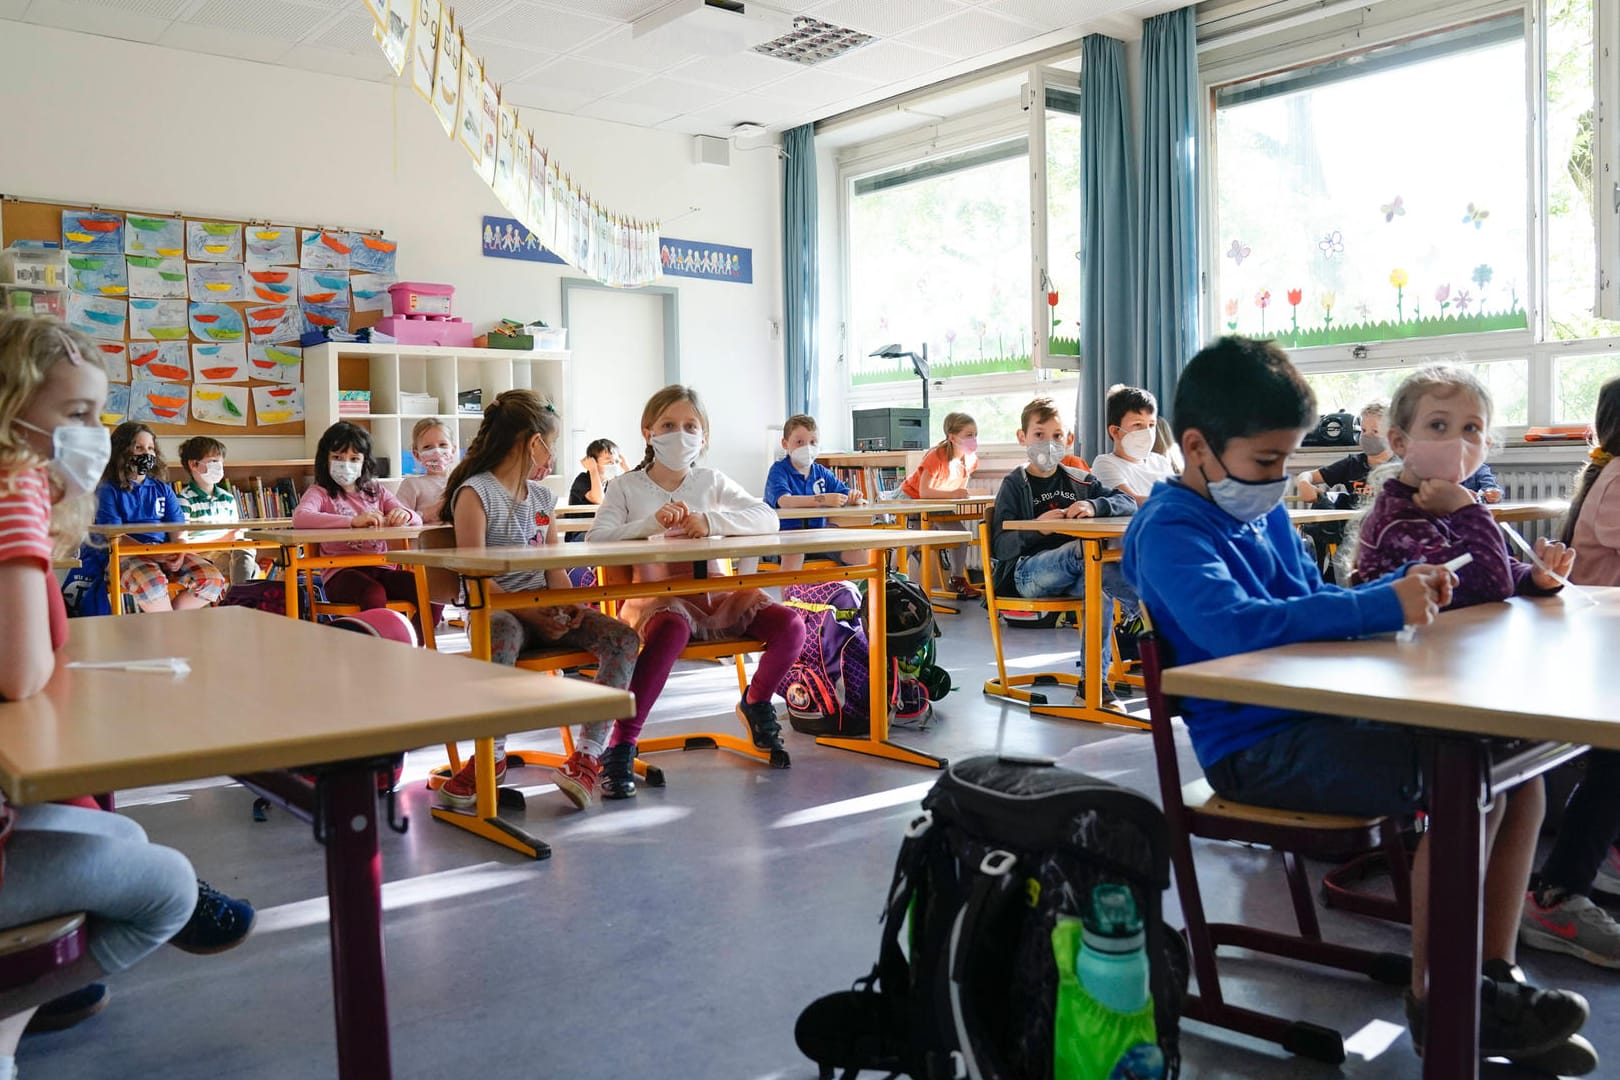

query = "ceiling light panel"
[753, 15, 874, 66]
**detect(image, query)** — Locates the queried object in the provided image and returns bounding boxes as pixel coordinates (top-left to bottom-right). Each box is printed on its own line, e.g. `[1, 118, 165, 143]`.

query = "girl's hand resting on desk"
[383, 508, 413, 527]
[676, 513, 710, 538]
[1531, 538, 1576, 590]
[1394, 564, 1456, 625]
[1412, 479, 1475, 516]
[655, 502, 690, 529]
[350, 510, 384, 528]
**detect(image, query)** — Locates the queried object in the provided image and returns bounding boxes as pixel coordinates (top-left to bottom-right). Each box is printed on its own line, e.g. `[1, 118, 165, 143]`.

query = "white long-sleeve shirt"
[588, 467, 777, 541]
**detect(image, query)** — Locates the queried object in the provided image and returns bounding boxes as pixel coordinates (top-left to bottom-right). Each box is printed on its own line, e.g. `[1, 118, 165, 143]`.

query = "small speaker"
[692, 135, 730, 167]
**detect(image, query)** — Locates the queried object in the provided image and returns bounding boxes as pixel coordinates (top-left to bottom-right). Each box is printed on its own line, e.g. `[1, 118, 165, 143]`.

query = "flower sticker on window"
[1462, 202, 1490, 229]
[1254, 288, 1271, 334]
[1226, 239, 1251, 266]
[1380, 195, 1405, 223]
[1317, 230, 1344, 259]
[1224, 298, 1239, 332]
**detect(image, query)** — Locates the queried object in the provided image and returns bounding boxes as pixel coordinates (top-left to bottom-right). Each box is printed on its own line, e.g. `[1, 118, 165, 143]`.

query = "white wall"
[0, 22, 784, 488]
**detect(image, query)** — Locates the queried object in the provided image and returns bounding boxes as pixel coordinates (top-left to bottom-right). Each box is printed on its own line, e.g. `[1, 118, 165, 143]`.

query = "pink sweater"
[1569, 459, 1620, 587]
[292, 484, 420, 556]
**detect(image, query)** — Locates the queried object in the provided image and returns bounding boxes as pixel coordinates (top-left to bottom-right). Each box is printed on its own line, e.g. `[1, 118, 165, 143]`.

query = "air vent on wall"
[752, 16, 874, 66]
[631, 0, 793, 56]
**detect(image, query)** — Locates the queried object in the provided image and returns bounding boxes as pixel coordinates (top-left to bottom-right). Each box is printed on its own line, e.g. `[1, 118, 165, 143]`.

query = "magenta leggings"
[611, 603, 807, 747]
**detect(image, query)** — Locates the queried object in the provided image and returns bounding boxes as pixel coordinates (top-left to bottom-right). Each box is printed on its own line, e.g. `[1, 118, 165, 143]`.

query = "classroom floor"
[23, 611, 1620, 1079]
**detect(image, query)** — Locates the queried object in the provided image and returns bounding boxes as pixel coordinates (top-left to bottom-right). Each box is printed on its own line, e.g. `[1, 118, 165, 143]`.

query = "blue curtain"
[1137, 6, 1200, 408]
[781, 124, 819, 417]
[1078, 34, 1139, 461]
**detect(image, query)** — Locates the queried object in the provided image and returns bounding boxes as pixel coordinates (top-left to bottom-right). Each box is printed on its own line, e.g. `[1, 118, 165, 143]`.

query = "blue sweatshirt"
[1121, 479, 1407, 768]
[764, 457, 849, 530]
[80, 475, 183, 570]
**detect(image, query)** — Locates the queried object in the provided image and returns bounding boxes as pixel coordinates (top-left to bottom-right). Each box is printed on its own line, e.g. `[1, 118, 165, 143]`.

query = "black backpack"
[795, 755, 1187, 1080]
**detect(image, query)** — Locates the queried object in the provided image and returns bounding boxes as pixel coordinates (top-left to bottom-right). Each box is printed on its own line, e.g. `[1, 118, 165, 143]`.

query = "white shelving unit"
[305, 342, 571, 482]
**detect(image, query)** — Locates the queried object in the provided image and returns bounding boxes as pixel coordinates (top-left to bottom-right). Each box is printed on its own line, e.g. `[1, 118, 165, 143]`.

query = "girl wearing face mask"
[898, 411, 983, 598]
[395, 418, 458, 520]
[589, 385, 805, 768]
[435, 391, 644, 808]
[64, 421, 227, 616]
[292, 421, 422, 620]
[1353, 365, 1573, 607]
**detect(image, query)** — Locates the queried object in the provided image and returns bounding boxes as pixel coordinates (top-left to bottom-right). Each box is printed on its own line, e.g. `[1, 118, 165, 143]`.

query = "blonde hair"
[634, 385, 710, 471]
[0, 315, 106, 556]
[783, 413, 817, 440]
[937, 411, 975, 461]
[411, 417, 454, 450]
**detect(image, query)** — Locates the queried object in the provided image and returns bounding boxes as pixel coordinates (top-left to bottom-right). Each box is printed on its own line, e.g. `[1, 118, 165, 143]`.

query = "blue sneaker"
[170, 880, 255, 955]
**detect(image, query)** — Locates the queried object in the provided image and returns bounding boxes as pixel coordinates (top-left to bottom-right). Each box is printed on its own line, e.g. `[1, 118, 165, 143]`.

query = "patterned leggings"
[488, 605, 638, 758]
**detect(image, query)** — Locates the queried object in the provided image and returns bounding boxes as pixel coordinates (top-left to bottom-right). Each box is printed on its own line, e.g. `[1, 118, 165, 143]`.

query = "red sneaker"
[435, 755, 508, 811]
[552, 750, 601, 810]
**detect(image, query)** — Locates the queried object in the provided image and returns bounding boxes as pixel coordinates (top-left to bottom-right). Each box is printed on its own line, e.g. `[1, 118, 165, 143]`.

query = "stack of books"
[400, 391, 438, 415]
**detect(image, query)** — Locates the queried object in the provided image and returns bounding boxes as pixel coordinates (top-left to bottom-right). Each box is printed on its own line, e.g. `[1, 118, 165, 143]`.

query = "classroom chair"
[0, 913, 88, 994]
[1138, 610, 1411, 1065]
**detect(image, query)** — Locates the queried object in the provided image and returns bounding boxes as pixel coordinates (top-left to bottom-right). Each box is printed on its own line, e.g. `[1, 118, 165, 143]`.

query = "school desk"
[1163, 590, 1615, 1080]
[242, 525, 448, 649]
[865, 496, 993, 615]
[0, 606, 629, 1080]
[1488, 499, 1569, 523]
[396, 528, 963, 858]
[773, 499, 960, 523]
[553, 503, 599, 516]
[88, 520, 293, 616]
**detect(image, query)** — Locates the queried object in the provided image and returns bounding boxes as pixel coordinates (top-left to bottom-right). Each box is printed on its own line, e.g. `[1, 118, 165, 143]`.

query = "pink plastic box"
[375, 315, 477, 347]
[387, 281, 454, 317]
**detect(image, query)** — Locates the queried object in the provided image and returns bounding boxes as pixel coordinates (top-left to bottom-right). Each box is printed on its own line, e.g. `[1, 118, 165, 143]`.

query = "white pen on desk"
[67, 657, 191, 676]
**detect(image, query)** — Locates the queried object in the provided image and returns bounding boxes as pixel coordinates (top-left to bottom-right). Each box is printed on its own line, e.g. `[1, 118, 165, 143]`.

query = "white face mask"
[198, 461, 225, 486]
[17, 420, 110, 499]
[651, 430, 704, 472]
[1118, 428, 1156, 461]
[329, 459, 363, 487]
[789, 444, 817, 470]
[1025, 439, 1066, 471]
[600, 461, 622, 481]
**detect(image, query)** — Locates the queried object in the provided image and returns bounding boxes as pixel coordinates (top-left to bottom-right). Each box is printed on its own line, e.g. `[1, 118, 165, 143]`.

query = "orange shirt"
[901, 445, 978, 498]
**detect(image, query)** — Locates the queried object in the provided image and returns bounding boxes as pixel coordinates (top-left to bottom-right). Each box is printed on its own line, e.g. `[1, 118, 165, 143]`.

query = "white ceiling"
[1, 0, 1182, 135]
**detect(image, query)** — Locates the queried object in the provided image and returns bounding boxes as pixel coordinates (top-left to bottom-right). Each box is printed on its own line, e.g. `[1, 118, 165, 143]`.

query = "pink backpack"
[777, 581, 896, 737]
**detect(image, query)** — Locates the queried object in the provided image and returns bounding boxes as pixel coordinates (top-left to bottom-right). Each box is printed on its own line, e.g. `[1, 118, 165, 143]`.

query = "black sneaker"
[1073, 683, 1124, 711]
[600, 742, 638, 800]
[24, 983, 108, 1034]
[171, 880, 255, 955]
[736, 698, 790, 769]
[1510, 1033, 1599, 1076]
[1405, 964, 1589, 1061]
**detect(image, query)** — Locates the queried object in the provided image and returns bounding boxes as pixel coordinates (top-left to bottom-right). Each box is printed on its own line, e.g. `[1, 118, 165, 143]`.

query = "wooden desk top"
[1491, 500, 1568, 523]
[90, 520, 292, 537]
[244, 524, 448, 545]
[775, 501, 958, 520]
[52, 558, 80, 569]
[999, 506, 1373, 536]
[395, 527, 960, 576]
[0, 608, 631, 804]
[554, 504, 599, 516]
[1162, 589, 1620, 749]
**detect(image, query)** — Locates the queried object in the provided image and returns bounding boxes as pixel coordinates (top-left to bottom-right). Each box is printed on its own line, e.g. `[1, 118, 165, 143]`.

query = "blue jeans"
[1012, 541, 1139, 675]
[1205, 716, 1427, 819]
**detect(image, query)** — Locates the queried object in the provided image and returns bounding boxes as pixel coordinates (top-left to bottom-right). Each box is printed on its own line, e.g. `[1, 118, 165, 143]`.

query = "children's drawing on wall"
[67, 293, 126, 340]
[249, 343, 302, 384]
[186, 220, 242, 262]
[412, 0, 441, 102]
[129, 341, 188, 379]
[456, 48, 483, 163]
[124, 215, 182, 257]
[245, 267, 296, 304]
[349, 273, 395, 312]
[480, 216, 565, 264]
[192, 385, 249, 427]
[191, 342, 246, 383]
[67, 253, 128, 296]
[432, 13, 462, 135]
[300, 302, 350, 336]
[61, 211, 123, 255]
[659, 237, 752, 284]
[252, 384, 305, 426]
[245, 226, 298, 269]
[492, 103, 518, 206]
[374, 0, 410, 77]
[350, 235, 398, 275]
[245, 303, 302, 344]
[477, 75, 500, 185]
[102, 384, 130, 426]
[128, 298, 188, 341]
[91, 341, 129, 384]
[299, 270, 352, 307]
[187, 262, 246, 302]
[130, 376, 190, 425]
[189, 302, 245, 342]
[127, 255, 188, 299]
[506, 126, 532, 223]
[299, 229, 351, 272]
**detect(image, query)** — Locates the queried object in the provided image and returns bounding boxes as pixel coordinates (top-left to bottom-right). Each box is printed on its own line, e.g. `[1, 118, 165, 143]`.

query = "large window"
[1203, 0, 1620, 432]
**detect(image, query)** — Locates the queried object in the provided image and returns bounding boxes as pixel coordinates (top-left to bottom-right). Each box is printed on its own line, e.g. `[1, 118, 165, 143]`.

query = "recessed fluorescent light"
[753, 16, 874, 66]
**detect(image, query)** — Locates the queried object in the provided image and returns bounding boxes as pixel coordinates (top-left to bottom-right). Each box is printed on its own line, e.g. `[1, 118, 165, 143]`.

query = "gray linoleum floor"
[22, 608, 1619, 1079]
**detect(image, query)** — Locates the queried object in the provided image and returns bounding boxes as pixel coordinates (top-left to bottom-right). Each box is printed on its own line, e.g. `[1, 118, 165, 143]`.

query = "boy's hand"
[1395, 563, 1455, 625]
[678, 513, 710, 538]
[656, 502, 690, 528]
[1531, 538, 1576, 589]
[849, 490, 866, 506]
[581, 455, 599, 474]
[1412, 479, 1475, 516]
[1483, 487, 1503, 504]
[1035, 507, 1067, 534]
[350, 510, 383, 528]
[383, 508, 413, 527]
[1064, 501, 1095, 519]
[820, 492, 849, 508]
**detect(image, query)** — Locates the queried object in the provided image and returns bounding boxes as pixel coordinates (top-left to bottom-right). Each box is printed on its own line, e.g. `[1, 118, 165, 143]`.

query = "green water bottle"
[1052, 884, 1165, 1080]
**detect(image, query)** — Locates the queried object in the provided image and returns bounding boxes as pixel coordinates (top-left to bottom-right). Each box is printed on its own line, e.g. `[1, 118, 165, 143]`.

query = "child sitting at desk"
[765, 412, 865, 571]
[436, 391, 645, 808]
[64, 422, 226, 616]
[589, 384, 805, 769]
[395, 418, 457, 520]
[1123, 337, 1591, 1071]
[990, 396, 1138, 710]
[0, 314, 248, 1060]
[897, 411, 984, 598]
[1462, 460, 1505, 503]
[565, 438, 628, 544]
[292, 421, 421, 616]
[1088, 385, 1177, 505]
[1294, 401, 1390, 505]
[175, 436, 255, 584]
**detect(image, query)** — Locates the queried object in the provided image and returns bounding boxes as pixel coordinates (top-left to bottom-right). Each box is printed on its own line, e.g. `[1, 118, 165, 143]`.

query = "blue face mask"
[1201, 452, 1288, 523]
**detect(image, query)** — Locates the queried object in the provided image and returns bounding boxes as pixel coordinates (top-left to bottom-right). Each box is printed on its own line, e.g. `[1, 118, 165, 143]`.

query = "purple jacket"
[1355, 478, 1545, 609]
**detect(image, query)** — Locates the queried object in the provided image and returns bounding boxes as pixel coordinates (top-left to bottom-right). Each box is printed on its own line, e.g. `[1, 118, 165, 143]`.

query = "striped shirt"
[0, 469, 52, 571]
[460, 471, 555, 594]
[177, 479, 238, 543]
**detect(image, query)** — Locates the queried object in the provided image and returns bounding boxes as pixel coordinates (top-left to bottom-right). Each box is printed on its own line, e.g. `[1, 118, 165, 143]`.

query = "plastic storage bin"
[2, 285, 67, 319]
[532, 327, 567, 350]
[2, 246, 68, 289]
[387, 281, 454, 317]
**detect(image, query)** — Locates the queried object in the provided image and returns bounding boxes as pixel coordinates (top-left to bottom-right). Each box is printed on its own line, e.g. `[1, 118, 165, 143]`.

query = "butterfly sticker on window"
[1462, 202, 1490, 229]
[1381, 195, 1405, 223]
[1318, 230, 1344, 259]
[1226, 239, 1251, 266]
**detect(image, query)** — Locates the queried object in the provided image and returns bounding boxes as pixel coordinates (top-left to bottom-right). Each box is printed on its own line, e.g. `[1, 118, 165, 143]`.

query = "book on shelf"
[231, 477, 299, 521]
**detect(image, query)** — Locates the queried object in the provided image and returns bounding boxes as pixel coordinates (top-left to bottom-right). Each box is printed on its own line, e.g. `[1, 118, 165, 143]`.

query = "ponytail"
[439, 389, 559, 523]
[1561, 377, 1620, 547]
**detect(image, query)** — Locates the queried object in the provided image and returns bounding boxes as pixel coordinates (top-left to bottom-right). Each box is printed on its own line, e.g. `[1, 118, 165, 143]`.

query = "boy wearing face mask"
[569, 437, 629, 508]
[176, 436, 255, 584]
[1294, 402, 1390, 504]
[1089, 385, 1175, 505]
[990, 398, 1139, 709]
[765, 415, 869, 573]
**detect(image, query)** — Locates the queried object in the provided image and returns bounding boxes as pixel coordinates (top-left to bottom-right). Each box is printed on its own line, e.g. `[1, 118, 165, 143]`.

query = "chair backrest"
[1136, 610, 1190, 818]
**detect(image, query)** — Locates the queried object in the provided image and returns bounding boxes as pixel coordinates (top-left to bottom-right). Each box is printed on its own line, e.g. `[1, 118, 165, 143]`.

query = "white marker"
[1443, 553, 1473, 572]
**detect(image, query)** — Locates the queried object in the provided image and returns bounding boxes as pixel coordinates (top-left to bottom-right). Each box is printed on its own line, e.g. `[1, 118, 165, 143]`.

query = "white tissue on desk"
[67, 657, 191, 676]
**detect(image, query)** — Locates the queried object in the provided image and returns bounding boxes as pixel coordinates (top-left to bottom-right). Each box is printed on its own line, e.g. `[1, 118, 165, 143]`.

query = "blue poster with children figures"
[481, 216, 564, 265]
[659, 238, 751, 284]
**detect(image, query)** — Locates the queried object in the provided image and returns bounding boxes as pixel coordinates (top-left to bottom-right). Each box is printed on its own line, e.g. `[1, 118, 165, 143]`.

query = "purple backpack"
[777, 581, 896, 737]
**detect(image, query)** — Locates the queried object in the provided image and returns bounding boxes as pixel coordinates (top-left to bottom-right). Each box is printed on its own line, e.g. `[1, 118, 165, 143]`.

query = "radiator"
[1493, 465, 1576, 543]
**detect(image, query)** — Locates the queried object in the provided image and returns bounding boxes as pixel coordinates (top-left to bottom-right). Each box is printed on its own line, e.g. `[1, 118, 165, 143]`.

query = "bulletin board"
[0, 196, 398, 438]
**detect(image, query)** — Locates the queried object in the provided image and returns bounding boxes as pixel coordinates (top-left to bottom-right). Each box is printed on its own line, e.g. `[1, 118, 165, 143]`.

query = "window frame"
[1198, 0, 1620, 437]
